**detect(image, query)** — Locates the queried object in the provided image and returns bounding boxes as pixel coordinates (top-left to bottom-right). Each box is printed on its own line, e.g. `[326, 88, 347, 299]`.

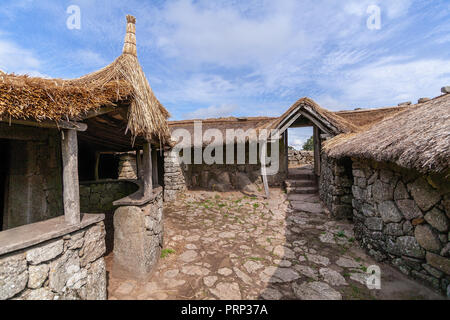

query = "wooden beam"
[0, 119, 87, 132]
[61, 129, 81, 225]
[79, 106, 117, 119]
[142, 143, 153, 195]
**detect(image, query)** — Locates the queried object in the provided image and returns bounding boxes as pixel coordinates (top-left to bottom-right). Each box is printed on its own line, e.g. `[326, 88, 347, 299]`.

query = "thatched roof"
[0, 15, 171, 145]
[270, 97, 359, 134]
[335, 105, 409, 129]
[324, 93, 450, 175]
[168, 97, 361, 148]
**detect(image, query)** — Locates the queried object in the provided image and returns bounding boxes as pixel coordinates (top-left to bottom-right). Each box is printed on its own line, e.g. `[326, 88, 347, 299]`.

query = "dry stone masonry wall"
[0, 222, 107, 300]
[351, 159, 450, 295]
[163, 151, 187, 202]
[319, 153, 353, 220]
[289, 149, 313, 167]
[80, 181, 139, 213]
[118, 153, 138, 180]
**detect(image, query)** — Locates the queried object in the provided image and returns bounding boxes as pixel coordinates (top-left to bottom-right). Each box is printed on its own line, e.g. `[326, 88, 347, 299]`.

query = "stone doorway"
[0, 139, 9, 231]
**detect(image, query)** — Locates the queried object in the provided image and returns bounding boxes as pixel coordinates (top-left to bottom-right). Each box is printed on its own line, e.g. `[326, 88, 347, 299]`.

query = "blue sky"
[1, 0, 449, 149]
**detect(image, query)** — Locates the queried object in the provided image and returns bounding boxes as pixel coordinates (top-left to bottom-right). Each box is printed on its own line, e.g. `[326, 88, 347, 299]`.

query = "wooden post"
[94, 152, 100, 181]
[142, 143, 153, 195]
[284, 130, 289, 177]
[152, 149, 159, 186]
[313, 126, 321, 176]
[61, 129, 80, 225]
[136, 148, 143, 179]
[260, 142, 270, 199]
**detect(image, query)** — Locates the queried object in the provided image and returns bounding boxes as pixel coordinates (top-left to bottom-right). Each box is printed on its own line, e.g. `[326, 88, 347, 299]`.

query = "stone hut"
[0, 15, 171, 300]
[322, 93, 450, 295]
[164, 97, 357, 201]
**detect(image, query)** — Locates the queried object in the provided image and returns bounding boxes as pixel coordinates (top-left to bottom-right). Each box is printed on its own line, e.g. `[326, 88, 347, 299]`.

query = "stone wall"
[0, 222, 107, 300]
[163, 151, 187, 202]
[163, 138, 288, 201]
[289, 149, 313, 167]
[319, 153, 353, 219]
[113, 188, 164, 279]
[351, 159, 450, 295]
[3, 131, 63, 230]
[80, 180, 139, 213]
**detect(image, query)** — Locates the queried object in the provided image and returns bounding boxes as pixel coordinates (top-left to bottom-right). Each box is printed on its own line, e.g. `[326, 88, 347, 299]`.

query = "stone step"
[287, 193, 320, 203]
[285, 180, 316, 188]
[286, 186, 318, 194]
[287, 173, 316, 180]
[290, 201, 324, 214]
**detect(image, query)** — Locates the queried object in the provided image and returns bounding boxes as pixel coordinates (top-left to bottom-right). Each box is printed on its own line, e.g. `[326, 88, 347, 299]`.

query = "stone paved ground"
[106, 188, 443, 300]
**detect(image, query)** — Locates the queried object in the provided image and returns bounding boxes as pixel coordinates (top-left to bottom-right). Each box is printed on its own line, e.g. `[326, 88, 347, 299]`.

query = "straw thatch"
[324, 94, 450, 175]
[0, 15, 171, 145]
[335, 105, 409, 129]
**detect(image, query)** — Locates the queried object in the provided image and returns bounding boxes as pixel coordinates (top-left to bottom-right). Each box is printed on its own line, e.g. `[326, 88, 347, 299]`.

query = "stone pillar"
[118, 154, 138, 180]
[163, 150, 187, 202]
[112, 188, 163, 279]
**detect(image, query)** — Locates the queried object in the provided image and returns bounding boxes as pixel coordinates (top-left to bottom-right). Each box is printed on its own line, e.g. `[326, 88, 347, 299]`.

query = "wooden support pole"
[260, 142, 270, 199]
[284, 131, 289, 177]
[61, 129, 81, 225]
[152, 149, 159, 186]
[142, 143, 153, 196]
[313, 126, 321, 176]
[136, 148, 143, 179]
[94, 152, 100, 181]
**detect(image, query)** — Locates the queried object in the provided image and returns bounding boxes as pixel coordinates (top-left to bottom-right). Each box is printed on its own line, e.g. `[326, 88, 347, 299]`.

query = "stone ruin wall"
[319, 152, 353, 220]
[289, 149, 314, 167]
[0, 222, 107, 300]
[351, 159, 450, 295]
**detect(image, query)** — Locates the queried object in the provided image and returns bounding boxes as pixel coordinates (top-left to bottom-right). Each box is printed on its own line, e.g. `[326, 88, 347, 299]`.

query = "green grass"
[161, 248, 175, 258]
[248, 257, 264, 262]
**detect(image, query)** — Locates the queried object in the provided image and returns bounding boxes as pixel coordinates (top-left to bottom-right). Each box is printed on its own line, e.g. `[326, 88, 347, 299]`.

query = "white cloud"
[73, 49, 107, 68]
[0, 39, 41, 74]
[323, 57, 450, 108]
[183, 104, 238, 119]
[288, 127, 313, 150]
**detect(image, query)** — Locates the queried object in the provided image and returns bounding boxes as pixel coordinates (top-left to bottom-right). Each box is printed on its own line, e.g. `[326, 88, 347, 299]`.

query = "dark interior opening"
[0, 139, 10, 232]
[98, 154, 119, 180]
[157, 149, 164, 187]
[78, 140, 96, 181]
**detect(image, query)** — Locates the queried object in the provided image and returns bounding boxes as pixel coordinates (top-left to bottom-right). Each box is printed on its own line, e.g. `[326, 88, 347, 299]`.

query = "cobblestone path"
[107, 188, 442, 300]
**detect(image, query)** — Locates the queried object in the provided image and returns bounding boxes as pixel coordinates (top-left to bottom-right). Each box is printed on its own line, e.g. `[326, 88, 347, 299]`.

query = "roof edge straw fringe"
[323, 93, 450, 176]
[0, 15, 171, 146]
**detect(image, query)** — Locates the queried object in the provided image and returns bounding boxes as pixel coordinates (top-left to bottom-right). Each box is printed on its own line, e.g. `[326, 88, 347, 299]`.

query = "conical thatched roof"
[0, 15, 171, 145]
[324, 93, 450, 175]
